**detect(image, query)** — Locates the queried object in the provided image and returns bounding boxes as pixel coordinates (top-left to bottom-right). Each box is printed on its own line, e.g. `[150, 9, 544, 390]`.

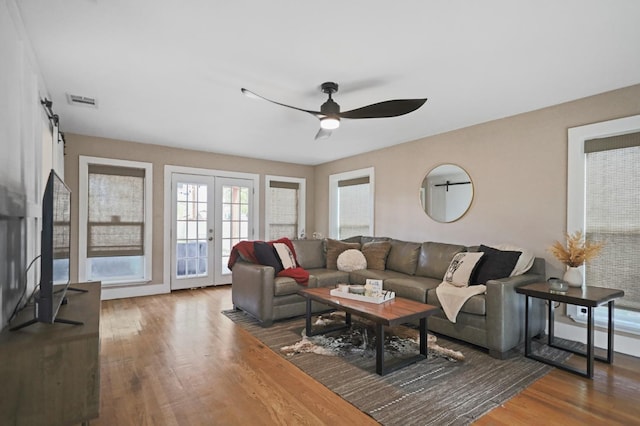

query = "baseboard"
[100, 282, 170, 300]
[551, 320, 639, 357]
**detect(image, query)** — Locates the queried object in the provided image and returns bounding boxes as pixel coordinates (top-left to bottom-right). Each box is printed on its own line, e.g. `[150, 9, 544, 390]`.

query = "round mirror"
[420, 164, 473, 222]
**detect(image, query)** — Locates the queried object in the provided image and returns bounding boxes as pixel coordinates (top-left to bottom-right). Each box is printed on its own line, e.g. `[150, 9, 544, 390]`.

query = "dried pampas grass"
[548, 231, 603, 267]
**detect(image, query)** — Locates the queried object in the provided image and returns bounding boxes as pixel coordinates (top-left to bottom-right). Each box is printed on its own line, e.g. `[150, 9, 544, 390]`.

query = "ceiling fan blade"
[241, 88, 324, 118]
[338, 98, 427, 119]
[315, 128, 332, 140]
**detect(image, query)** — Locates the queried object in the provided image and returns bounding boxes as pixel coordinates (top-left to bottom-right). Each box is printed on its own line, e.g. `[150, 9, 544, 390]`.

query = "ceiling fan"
[241, 82, 427, 140]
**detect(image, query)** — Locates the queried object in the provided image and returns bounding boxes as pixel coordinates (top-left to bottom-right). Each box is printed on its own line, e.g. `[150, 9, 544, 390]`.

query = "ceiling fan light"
[320, 116, 340, 130]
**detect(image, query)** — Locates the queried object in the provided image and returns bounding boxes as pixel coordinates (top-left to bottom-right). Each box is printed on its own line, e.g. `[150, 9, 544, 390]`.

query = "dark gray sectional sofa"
[231, 236, 546, 358]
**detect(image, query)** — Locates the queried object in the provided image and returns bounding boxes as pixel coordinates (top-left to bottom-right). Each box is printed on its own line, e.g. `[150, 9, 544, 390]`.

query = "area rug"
[223, 309, 570, 426]
[280, 312, 465, 362]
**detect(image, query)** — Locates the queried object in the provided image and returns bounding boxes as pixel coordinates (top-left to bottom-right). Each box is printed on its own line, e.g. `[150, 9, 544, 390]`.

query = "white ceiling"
[16, 0, 640, 165]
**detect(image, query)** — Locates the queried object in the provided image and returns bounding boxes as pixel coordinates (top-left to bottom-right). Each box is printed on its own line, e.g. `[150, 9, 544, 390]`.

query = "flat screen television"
[35, 169, 72, 323]
[11, 169, 83, 330]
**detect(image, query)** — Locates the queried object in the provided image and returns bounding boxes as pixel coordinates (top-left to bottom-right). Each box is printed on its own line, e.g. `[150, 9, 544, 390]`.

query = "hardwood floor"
[95, 286, 640, 425]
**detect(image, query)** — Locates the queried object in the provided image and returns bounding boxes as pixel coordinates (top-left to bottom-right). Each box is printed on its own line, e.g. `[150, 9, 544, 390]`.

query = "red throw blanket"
[228, 238, 309, 285]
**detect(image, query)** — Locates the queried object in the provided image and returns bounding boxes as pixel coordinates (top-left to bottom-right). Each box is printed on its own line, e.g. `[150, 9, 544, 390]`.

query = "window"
[329, 168, 374, 239]
[567, 116, 640, 334]
[265, 176, 305, 240]
[79, 156, 152, 285]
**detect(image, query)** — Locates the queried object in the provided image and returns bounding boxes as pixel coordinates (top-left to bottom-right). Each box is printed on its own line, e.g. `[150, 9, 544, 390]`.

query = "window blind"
[584, 132, 640, 311]
[87, 165, 145, 257]
[268, 181, 298, 239]
[338, 177, 370, 239]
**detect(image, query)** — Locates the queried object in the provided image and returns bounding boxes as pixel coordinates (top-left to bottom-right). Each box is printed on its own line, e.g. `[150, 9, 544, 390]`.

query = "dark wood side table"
[516, 282, 624, 378]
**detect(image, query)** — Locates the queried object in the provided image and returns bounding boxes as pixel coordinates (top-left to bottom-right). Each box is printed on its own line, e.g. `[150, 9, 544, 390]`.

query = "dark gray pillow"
[472, 245, 521, 285]
[254, 241, 283, 275]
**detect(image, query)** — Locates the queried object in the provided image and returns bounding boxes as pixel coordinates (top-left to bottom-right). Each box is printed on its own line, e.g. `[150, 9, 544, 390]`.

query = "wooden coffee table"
[298, 287, 439, 375]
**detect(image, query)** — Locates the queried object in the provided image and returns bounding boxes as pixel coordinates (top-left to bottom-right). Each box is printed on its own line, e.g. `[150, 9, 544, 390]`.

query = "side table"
[515, 282, 624, 378]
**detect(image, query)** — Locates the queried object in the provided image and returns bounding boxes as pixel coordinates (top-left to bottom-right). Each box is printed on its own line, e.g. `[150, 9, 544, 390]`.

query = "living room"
[2, 1, 640, 424]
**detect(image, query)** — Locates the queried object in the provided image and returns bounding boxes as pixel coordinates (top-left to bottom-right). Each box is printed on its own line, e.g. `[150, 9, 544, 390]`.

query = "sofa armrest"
[231, 261, 276, 325]
[485, 264, 546, 353]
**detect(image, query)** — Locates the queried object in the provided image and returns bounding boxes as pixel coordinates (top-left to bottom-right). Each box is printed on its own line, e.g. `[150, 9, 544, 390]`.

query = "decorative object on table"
[337, 283, 350, 293]
[548, 231, 604, 288]
[348, 285, 365, 294]
[329, 287, 395, 304]
[547, 277, 569, 293]
[364, 279, 383, 297]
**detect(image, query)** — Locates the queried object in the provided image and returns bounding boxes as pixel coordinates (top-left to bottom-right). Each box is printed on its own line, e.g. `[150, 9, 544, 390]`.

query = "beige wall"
[64, 135, 315, 285]
[63, 83, 640, 286]
[314, 83, 640, 280]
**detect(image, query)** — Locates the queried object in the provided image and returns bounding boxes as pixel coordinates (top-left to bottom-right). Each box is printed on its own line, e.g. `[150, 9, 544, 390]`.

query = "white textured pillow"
[337, 249, 367, 272]
[491, 244, 535, 276]
[443, 252, 484, 287]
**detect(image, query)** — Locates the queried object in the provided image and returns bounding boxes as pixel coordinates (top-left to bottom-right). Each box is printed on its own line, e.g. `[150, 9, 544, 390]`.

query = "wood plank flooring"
[94, 285, 640, 425]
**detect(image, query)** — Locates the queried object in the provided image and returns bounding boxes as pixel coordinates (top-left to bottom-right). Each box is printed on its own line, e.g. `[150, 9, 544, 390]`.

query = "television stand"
[0, 282, 101, 425]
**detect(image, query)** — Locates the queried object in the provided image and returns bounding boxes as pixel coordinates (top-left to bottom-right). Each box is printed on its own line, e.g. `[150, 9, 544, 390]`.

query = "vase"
[563, 266, 583, 288]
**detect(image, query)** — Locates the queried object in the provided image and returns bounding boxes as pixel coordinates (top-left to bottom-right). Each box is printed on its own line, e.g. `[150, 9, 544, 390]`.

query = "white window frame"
[567, 114, 640, 336]
[328, 167, 374, 239]
[265, 175, 306, 240]
[78, 156, 153, 285]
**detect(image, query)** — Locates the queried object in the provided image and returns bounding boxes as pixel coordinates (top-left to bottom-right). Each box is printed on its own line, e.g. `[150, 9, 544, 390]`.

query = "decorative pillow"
[443, 252, 484, 287]
[325, 238, 361, 270]
[254, 241, 283, 274]
[386, 240, 421, 275]
[337, 249, 367, 272]
[490, 243, 535, 276]
[361, 241, 391, 271]
[273, 242, 296, 270]
[472, 245, 522, 285]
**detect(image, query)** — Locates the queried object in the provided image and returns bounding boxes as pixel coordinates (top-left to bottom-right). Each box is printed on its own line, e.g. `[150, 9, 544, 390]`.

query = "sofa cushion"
[386, 240, 421, 275]
[254, 241, 283, 274]
[348, 269, 409, 285]
[384, 276, 441, 303]
[472, 245, 522, 285]
[415, 242, 466, 279]
[292, 239, 325, 269]
[325, 238, 361, 269]
[307, 268, 351, 288]
[427, 289, 486, 316]
[273, 276, 304, 296]
[361, 241, 392, 270]
[337, 249, 367, 272]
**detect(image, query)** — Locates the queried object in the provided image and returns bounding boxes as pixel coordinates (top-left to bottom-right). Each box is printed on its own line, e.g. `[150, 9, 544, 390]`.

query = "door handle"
[208, 237, 213, 241]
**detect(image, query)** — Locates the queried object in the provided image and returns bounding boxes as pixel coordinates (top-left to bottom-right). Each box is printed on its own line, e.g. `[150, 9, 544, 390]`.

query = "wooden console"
[0, 282, 101, 425]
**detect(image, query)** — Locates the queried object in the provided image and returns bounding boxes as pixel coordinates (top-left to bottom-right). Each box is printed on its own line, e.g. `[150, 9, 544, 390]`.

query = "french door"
[170, 173, 253, 290]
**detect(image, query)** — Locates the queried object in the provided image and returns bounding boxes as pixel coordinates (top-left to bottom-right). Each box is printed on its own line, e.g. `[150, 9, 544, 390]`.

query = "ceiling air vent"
[66, 93, 98, 108]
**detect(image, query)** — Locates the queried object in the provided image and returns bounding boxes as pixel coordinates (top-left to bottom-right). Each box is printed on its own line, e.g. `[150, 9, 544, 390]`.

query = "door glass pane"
[175, 181, 209, 278]
[220, 184, 250, 274]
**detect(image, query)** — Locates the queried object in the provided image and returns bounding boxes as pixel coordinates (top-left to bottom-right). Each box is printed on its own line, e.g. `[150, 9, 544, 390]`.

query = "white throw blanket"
[435, 282, 487, 323]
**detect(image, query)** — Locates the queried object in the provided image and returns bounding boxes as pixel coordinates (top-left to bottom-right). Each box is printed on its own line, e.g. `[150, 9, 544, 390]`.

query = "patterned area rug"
[223, 309, 570, 426]
[280, 312, 465, 362]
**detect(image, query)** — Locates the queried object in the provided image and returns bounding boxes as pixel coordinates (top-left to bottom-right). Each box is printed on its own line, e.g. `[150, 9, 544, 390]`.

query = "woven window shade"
[338, 179, 370, 239]
[585, 133, 640, 311]
[268, 182, 298, 239]
[87, 165, 145, 257]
